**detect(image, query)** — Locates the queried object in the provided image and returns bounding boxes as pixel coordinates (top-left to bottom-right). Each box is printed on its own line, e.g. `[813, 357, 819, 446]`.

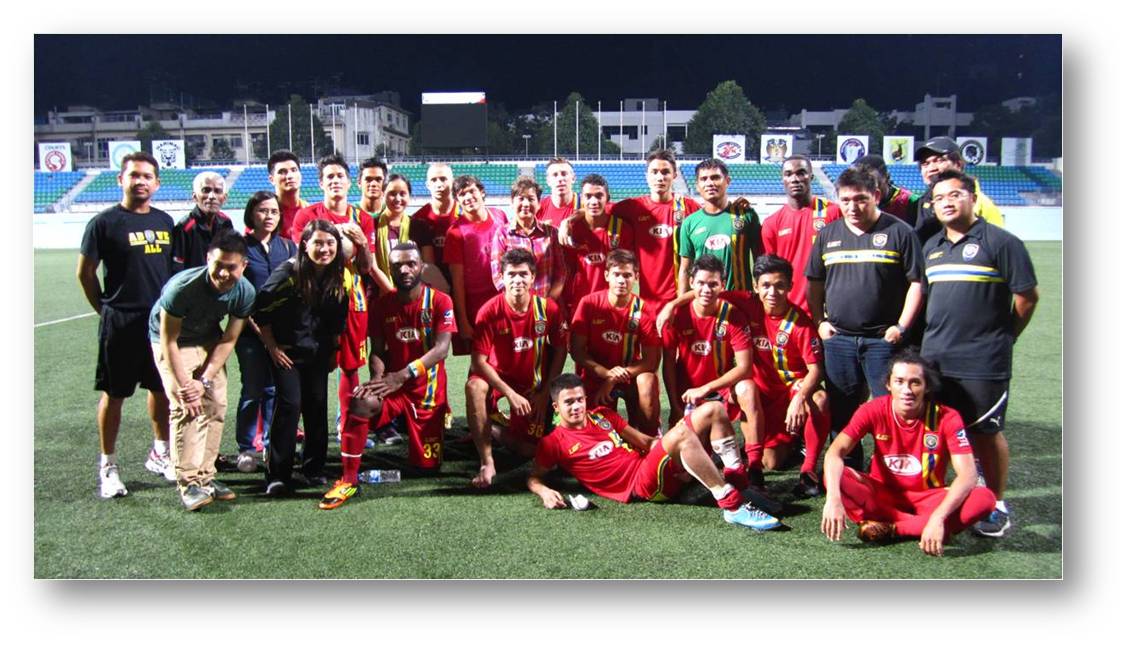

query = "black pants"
[267, 354, 332, 485]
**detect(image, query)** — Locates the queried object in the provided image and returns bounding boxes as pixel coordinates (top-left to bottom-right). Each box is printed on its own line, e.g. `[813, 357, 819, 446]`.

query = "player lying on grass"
[820, 350, 997, 556]
[527, 373, 781, 531]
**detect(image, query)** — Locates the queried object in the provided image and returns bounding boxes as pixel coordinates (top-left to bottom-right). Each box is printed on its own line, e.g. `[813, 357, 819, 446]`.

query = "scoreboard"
[421, 91, 488, 149]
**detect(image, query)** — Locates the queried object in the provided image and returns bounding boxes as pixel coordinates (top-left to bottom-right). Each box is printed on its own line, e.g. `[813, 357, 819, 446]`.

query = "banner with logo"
[882, 136, 915, 164]
[108, 140, 141, 171]
[38, 142, 73, 172]
[1001, 137, 1033, 166]
[957, 137, 988, 166]
[836, 135, 868, 164]
[760, 134, 793, 163]
[712, 134, 746, 161]
[152, 139, 186, 169]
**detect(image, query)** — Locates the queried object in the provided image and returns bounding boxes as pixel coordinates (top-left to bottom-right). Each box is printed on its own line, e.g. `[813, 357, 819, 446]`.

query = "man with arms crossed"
[821, 351, 996, 556]
[528, 373, 781, 531]
[467, 248, 567, 488]
[149, 231, 255, 510]
[570, 249, 660, 435]
[920, 170, 1038, 537]
[77, 151, 176, 497]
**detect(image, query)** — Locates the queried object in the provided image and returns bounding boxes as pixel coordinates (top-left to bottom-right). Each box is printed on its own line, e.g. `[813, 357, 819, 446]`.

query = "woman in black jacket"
[254, 219, 366, 495]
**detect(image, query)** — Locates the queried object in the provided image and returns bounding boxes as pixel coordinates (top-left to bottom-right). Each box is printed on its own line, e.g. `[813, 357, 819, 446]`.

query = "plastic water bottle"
[357, 469, 400, 484]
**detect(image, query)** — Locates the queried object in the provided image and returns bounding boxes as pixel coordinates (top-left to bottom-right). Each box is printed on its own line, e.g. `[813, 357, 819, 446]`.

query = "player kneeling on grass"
[527, 373, 781, 531]
[149, 230, 255, 511]
[748, 254, 831, 498]
[467, 248, 568, 488]
[820, 350, 996, 556]
[341, 243, 457, 510]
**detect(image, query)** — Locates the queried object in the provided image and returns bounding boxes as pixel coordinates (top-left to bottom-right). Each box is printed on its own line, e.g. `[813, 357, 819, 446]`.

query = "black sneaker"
[791, 471, 823, 498]
[972, 508, 1012, 538]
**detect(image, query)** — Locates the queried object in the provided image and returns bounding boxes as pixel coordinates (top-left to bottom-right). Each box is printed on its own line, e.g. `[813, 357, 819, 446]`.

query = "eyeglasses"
[932, 190, 970, 203]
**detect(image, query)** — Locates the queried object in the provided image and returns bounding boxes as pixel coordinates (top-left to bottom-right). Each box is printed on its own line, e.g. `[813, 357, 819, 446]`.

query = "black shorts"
[939, 377, 1009, 435]
[95, 307, 163, 397]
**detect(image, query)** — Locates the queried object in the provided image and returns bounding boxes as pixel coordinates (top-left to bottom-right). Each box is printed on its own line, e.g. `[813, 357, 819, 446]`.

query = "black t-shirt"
[806, 213, 923, 337]
[171, 207, 235, 272]
[252, 258, 348, 363]
[920, 218, 1037, 380]
[79, 204, 175, 312]
[913, 185, 942, 245]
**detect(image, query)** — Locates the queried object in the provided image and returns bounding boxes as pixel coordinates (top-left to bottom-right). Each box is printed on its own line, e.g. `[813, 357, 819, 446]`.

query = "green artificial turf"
[33, 243, 1062, 578]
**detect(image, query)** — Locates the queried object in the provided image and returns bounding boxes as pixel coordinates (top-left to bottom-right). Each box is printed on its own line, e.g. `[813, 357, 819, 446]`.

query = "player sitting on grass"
[820, 350, 997, 556]
[467, 248, 568, 488]
[527, 373, 781, 531]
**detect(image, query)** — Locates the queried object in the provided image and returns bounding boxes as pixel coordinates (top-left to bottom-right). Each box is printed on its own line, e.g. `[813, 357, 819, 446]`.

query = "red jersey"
[613, 194, 700, 303]
[843, 397, 972, 493]
[444, 208, 507, 319]
[761, 197, 840, 315]
[472, 293, 568, 393]
[537, 192, 577, 228]
[534, 408, 642, 503]
[413, 201, 460, 269]
[746, 301, 821, 397]
[289, 203, 377, 253]
[570, 291, 659, 392]
[278, 198, 308, 240]
[336, 267, 369, 370]
[372, 286, 457, 410]
[661, 300, 752, 392]
[564, 211, 635, 306]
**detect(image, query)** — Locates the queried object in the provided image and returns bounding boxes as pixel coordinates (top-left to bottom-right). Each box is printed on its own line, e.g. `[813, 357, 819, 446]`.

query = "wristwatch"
[199, 376, 213, 391]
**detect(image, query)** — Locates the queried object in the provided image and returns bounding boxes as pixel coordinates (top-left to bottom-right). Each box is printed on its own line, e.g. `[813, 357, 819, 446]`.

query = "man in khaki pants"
[149, 230, 255, 510]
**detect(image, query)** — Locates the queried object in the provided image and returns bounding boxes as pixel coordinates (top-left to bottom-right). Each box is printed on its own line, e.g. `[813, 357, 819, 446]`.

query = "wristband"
[408, 359, 427, 379]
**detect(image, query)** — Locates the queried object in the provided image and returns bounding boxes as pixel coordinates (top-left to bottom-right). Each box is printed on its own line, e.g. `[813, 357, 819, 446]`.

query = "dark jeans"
[267, 353, 332, 486]
[234, 334, 276, 453]
[822, 331, 899, 433]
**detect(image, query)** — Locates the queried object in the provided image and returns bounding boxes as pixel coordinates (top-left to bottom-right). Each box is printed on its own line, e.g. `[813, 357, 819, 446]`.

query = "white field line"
[35, 312, 97, 328]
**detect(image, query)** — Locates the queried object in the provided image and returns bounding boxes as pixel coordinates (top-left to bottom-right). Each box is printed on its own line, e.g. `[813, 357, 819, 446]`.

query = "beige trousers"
[152, 344, 227, 491]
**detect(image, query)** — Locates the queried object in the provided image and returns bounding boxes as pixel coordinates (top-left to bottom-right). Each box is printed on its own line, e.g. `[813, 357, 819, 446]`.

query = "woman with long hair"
[233, 191, 297, 473]
[253, 219, 363, 496]
[370, 173, 446, 293]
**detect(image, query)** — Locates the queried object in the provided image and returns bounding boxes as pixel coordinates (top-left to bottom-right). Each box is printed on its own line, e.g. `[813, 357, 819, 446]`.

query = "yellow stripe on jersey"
[822, 249, 902, 265]
[532, 296, 548, 391]
[919, 403, 944, 489]
[671, 195, 687, 276]
[773, 308, 801, 387]
[712, 301, 732, 377]
[621, 296, 644, 367]
[419, 286, 440, 409]
[608, 213, 624, 249]
[730, 206, 747, 291]
[925, 263, 1005, 283]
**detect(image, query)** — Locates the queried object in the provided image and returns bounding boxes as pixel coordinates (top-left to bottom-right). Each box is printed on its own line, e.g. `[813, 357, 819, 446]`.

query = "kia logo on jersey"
[588, 441, 613, 459]
[648, 224, 673, 238]
[704, 234, 730, 250]
[395, 328, 420, 343]
[754, 337, 771, 350]
[602, 331, 623, 344]
[513, 337, 533, 352]
[690, 341, 711, 355]
[584, 252, 606, 265]
[883, 454, 922, 476]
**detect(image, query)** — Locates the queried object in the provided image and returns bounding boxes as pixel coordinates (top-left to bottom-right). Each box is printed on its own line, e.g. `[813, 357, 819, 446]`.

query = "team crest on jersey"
[705, 234, 730, 250]
[754, 336, 771, 350]
[420, 309, 432, 324]
[690, 341, 711, 355]
[534, 321, 546, 335]
[627, 317, 639, 331]
[872, 233, 888, 248]
[610, 235, 621, 249]
[715, 322, 728, 338]
[813, 219, 826, 231]
[395, 328, 420, 343]
[602, 331, 623, 344]
[649, 224, 674, 238]
[733, 217, 745, 232]
[513, 337, 533, 352]
[588, 441, 613, 459]
[962, 244, 980, 261]
[923, 433, 940, 450]
[597, 418, 612, 430]
[585, 252, 606, 265]
[883, 454, 922, 475]
[674, 211, 685, 224]
[775, 331, 789, 346]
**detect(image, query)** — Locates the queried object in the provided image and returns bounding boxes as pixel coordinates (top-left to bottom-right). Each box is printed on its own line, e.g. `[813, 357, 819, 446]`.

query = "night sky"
[34, 34, 1061, 117]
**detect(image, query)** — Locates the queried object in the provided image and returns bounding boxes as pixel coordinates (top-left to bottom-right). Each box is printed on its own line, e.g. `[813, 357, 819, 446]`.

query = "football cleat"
[857, 520, 896, 543]
[972, 509, 1012, 538]
[791, 471, 824, 498]
[723, 502, 782, 531]
[318, 480, 358, 510]
[98, 463, 128, 499]
[145, 448, 176, 482]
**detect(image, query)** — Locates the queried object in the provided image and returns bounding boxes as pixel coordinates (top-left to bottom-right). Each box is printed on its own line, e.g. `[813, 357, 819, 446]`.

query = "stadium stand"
[396, 163, 520, 197]
[73, 168, 231, 204]
[34, 171, 85, 212]
[534, 162, 650, 199]
[681, 163, 825, 197]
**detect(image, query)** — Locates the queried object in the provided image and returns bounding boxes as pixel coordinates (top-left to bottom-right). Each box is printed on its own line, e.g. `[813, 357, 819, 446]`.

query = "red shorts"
[629, 441, 685, 502]
[762, 389, 799, 449]
[469, 374, 548, 445]
[337, 307, 369, 370]
[376, 392, 447, 469]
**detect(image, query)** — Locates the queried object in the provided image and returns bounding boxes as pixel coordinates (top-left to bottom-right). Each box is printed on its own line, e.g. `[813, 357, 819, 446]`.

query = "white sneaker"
[236, 451, 258, 473]
[145, 448, 176, 482]
[98, 463, 128, 498]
